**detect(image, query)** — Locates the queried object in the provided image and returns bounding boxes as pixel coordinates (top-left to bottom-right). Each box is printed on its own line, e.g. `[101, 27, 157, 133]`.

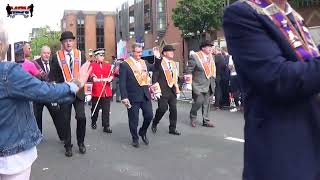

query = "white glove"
[106, 77, 113, 83]
[155, 92, 162, 100]
[93, 77, 101, 82]
[121, 98, 132, 109]
[185, 84, 192, 90]
[101, 77, 112, 83]
[85, 95, 92, 102]
[176, 93, 180, 99]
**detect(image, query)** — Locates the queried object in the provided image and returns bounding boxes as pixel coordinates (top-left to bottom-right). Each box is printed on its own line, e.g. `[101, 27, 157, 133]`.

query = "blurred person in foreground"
[223, 0, 320, 179]
[0, 22, 92, 180]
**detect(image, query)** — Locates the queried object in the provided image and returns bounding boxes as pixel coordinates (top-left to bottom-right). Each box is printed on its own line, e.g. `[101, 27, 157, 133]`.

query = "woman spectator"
[0, 22, 91, 180]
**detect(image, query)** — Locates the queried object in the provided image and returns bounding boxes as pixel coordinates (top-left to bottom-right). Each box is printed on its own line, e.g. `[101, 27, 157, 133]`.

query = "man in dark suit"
[223, 0, 320, 180]
[213, 47, 225, 109]
[185, 40, 216, 128]
[151, 45, 181, 135]
[32, 45, 64, 140]
[119, 44, 153, 148]
[111, 56, 123, 102]
[50, 31, 87, 157]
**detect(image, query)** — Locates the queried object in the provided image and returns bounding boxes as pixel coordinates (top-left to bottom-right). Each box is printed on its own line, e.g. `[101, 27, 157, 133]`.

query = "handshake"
[93, 77, 113, 83]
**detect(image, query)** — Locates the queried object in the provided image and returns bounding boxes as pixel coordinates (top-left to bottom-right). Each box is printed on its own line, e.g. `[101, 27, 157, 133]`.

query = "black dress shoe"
[131, 140, 139, 148]
[140, 134, 149, 145]
[151, 125, 157, 134]
[65, 147, 73, 157]
[202, 121, 215, 128]
[78, 143, 86, 154]
[169, 129, 181, 135]
[103, 127, 112, 133]
[91, 123, 97, 130]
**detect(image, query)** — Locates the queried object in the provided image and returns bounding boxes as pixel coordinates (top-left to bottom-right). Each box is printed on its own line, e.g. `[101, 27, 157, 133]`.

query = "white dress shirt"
[131, 57, 142, 71]
[64, 50, 74, 67]
[41, 60, 50, 73]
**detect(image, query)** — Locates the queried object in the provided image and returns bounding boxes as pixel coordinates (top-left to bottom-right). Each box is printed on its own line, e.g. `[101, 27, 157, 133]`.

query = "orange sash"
[161, 57, 180, 93]
[126, 57, 150, 86]
[57, 49, 81, 82]
[194, 52, 216, 79]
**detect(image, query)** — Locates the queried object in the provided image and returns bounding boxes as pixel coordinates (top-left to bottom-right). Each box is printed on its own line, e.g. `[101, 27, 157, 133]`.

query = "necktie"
[44, 61, 49, 73]
[68, 52, 73, 74]
[168, 61, 173, 78]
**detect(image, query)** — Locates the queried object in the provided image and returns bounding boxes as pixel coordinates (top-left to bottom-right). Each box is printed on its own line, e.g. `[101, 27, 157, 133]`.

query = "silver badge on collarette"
[287, 30, 302, 48]
[281, 19, 288, 28]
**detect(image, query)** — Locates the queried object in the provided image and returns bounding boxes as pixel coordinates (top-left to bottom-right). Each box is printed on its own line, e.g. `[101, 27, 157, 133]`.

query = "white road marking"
[225, 137, 245, 143]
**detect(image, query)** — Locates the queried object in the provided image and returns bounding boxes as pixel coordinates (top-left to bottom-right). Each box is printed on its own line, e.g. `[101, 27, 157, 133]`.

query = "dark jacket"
[214, 54, 225, 79]
[34, 58, 50, 81]
[119, 59, 153, 102]
[50, 50, 86, 101]
[223, 1, 320, 180]
[152, 57, 177, 97]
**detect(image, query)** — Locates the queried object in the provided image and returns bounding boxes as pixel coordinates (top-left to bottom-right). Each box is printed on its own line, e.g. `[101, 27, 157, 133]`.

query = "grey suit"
[186, 52, 216, 122]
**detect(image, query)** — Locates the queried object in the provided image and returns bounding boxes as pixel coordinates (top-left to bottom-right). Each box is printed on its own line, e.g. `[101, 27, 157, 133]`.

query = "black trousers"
[127, 99, 153, 141]
[91, 97, 111, 127]
[220, 79, 230, 107]
[230, 75, 241, 106]
[214, 78, 222, 108]
[33, 102, 64, 140]
[60, 98, 86, 148]
[112, 78, 121, 101]
[153, 92, 177, 131]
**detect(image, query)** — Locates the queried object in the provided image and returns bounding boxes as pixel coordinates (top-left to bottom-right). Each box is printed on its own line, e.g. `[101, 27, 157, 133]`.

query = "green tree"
[30, 26, 61, 59]
[172, 0, 224, 42]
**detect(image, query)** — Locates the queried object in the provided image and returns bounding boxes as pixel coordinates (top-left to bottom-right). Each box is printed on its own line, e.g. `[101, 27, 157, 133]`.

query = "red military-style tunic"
[90, 61, 113, 97]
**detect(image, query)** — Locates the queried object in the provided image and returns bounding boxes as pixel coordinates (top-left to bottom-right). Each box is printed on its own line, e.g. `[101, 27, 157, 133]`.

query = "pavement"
[31, 100, 245, 180]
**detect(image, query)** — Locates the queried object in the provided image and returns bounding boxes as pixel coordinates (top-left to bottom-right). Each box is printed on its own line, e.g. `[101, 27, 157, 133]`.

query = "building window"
[156, 0, 167, 31]
[77, 11, 85, 51]
[129, 10, 134, 24]
[144, 4, 151, 18]
[62, 21, 66, 30]
[96, 12, 104, 49]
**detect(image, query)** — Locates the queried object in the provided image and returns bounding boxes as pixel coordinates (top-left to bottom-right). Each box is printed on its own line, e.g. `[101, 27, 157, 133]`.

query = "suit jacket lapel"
[258, 14, 301, 62]
[36, 58, 45, 71]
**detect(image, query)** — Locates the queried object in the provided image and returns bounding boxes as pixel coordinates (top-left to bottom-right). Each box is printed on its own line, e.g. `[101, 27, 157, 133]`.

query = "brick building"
[61, 10, 116, 61]
[294, 2, 320, 45]
[218, 0, 320, 46]
[117, 0, 189, 74]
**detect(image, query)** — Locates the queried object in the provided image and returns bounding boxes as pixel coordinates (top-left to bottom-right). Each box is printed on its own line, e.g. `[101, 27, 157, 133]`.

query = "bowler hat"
[162, 45, 175, 53]
[60, 31, 75, 41]
[199, 40, 214, 49]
